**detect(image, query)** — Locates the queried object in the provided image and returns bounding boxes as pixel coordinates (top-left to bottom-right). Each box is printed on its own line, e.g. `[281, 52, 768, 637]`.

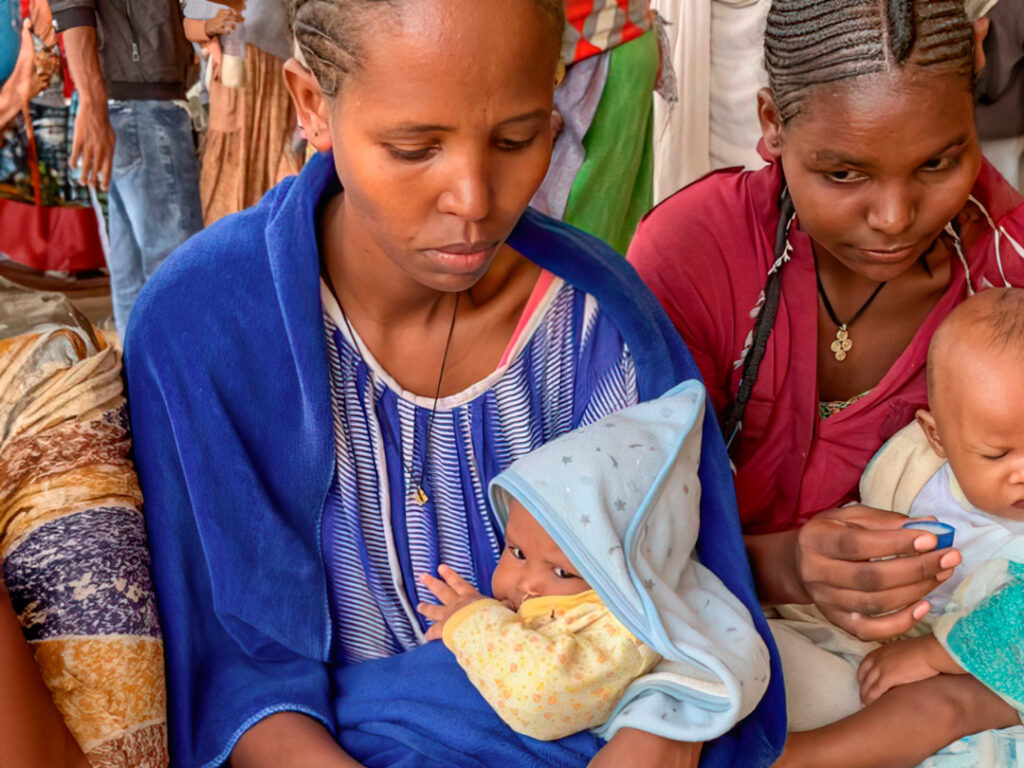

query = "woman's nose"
[866, 182, 916, 237]
[436, 151, 491, 222]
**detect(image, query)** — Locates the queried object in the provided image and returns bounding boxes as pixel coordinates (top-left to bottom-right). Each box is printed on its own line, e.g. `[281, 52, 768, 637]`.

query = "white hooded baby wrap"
[489, 380, 770, 742]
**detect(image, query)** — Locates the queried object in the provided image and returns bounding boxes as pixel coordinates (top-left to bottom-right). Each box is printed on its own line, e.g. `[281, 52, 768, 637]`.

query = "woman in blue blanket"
[123, 1, 784, 766]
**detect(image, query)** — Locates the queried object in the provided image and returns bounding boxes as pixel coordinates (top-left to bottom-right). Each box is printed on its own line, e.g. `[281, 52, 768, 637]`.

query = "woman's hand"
[588, 728, 701, 768]
[795, 505, 961, 641]
[858, 634, 964, 705]
[204, 8, 241, 38]
[417, 564, 486, 641]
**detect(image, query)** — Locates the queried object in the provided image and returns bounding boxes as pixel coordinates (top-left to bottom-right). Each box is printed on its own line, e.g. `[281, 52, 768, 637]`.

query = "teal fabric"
[490, 381, 770, 744]
[942, 559, 1024, 712]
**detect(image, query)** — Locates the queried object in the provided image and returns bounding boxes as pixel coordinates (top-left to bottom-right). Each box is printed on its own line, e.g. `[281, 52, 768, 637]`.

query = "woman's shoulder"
[630, 162, 781, 276]
[964, 159, 1024, 288]
[628, 162, 782, 323]
[126, 176, 307, 349]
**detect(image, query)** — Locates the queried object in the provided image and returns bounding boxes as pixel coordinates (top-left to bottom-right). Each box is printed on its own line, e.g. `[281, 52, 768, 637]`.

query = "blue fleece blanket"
[125, 151, 784, 767]
[333, 640, 603, 768]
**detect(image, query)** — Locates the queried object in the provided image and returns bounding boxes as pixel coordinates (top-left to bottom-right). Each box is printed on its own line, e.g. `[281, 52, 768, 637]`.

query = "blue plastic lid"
[902, 520, 955, 550]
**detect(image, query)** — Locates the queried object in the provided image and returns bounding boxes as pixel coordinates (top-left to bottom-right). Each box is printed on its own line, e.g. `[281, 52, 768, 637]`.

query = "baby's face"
[491, 499, 591, 611]
[929, 348, 1024, 519]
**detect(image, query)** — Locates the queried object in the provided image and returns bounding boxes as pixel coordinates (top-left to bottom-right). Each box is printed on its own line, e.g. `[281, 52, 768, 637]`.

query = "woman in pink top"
[630, 0, 1024, 754]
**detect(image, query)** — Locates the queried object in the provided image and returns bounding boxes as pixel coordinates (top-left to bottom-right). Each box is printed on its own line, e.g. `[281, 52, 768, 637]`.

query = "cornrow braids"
[764, 0, 974, 122]
[288, 0, 566, 98]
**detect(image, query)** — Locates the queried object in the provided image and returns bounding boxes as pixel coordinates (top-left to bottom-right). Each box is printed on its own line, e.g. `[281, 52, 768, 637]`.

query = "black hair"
[288, 0, 566, 97]
[764, 0, 974, 122]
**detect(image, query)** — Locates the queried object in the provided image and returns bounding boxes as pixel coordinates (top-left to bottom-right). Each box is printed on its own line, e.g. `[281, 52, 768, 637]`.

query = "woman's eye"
[495, 135, 536, 152]
[509, 546, 525, 560]
[385, 145, 439, 162]
[552, 567, 577, 579]
[921, 156, 958, 173]
[824, 170, 866, 184]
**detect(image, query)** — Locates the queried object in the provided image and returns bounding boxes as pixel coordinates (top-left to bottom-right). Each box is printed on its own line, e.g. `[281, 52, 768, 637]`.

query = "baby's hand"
[857, 634, 960, 704]
[417, 564, 486, 642]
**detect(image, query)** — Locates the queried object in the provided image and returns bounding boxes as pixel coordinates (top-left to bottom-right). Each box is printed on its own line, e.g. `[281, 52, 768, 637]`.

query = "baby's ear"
[915, 409, 946, 459]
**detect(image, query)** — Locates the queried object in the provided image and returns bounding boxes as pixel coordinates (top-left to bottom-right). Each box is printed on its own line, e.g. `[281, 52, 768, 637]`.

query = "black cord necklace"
[815, 263, 886, 362]
[324, 267, 460, 506]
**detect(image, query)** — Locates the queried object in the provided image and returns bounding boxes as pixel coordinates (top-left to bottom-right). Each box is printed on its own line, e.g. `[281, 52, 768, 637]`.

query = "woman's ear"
[757, 87, 784, 158]
[283, 58, 333, 152]
[915, 409, 947, 460]
[972, 17, 990, 74]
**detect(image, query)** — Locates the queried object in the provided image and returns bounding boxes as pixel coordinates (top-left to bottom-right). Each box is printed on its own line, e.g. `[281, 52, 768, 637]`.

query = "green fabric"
[562, 30, 657, 255]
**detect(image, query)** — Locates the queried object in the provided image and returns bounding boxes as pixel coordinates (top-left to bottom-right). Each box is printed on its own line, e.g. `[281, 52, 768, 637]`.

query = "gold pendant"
[415, 487, 428, 506]
[830, 325, 853, 362]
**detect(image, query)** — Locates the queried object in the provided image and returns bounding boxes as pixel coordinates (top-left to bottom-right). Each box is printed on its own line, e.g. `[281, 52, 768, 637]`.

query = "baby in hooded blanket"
[331, 380, 770, 768]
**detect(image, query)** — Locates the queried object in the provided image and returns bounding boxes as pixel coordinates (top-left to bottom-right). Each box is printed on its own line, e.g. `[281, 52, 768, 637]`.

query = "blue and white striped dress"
[320, 277, 638, 665]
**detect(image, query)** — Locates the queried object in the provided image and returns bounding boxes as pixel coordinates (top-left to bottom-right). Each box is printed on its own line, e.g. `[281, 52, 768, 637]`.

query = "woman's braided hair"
[287, 0, 566, 97]
[764, 0, 974, 122]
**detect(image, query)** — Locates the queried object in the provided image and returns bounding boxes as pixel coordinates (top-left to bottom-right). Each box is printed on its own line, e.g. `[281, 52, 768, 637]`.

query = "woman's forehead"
[353, 0, 559, 74]
[336, 2, 557, 124]
[784, 68, 976, 161]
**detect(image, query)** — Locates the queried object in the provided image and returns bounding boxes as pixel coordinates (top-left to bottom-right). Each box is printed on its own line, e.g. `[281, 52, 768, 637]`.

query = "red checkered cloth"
[563, 0, 652, 64]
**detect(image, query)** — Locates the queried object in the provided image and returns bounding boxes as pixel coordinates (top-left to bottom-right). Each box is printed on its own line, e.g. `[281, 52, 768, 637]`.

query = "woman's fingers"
[793, 505, 963, 641]
[802, 547, 959, 593]
[822, 600, 930, 642]
[815, 573, 940, 618]
[800, 517, 939, 563]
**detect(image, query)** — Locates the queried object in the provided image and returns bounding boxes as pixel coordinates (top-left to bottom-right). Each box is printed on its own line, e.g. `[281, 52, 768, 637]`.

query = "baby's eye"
[983, 451, 1010, 461]
[509, 546, 525, 560]
[552, 567, 577, 579]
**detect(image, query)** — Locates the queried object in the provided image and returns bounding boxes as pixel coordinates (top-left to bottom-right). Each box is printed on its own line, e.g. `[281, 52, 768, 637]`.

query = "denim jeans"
[107, 100, 202, 339]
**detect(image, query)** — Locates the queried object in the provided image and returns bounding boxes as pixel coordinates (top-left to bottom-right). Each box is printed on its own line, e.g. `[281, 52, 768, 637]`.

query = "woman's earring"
[554, 60, 566, 87]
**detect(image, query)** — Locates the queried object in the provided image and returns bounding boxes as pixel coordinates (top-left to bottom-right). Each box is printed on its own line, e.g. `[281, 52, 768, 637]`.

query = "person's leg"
[107, 99, 202, 338]
[776, 674, 1019, 768]
[768, 618, 865, 733]
[132, 100, 202, 283]
[106, 101, 146, 340]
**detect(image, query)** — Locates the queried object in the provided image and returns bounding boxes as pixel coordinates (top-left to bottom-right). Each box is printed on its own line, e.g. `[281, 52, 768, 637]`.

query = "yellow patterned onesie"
[441, 590, 661, 741]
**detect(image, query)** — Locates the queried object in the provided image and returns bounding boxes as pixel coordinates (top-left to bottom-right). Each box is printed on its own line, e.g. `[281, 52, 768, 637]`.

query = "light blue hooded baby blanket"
[490, 379, 771, 743]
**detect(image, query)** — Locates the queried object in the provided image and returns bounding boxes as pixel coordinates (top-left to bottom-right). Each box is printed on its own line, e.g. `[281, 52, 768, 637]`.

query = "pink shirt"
[629, 155, 1024, 534]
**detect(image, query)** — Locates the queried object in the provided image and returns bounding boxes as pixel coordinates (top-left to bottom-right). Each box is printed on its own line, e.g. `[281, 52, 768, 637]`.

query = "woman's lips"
[421, 242, 500, 273]
[856, 244, 918, 262]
